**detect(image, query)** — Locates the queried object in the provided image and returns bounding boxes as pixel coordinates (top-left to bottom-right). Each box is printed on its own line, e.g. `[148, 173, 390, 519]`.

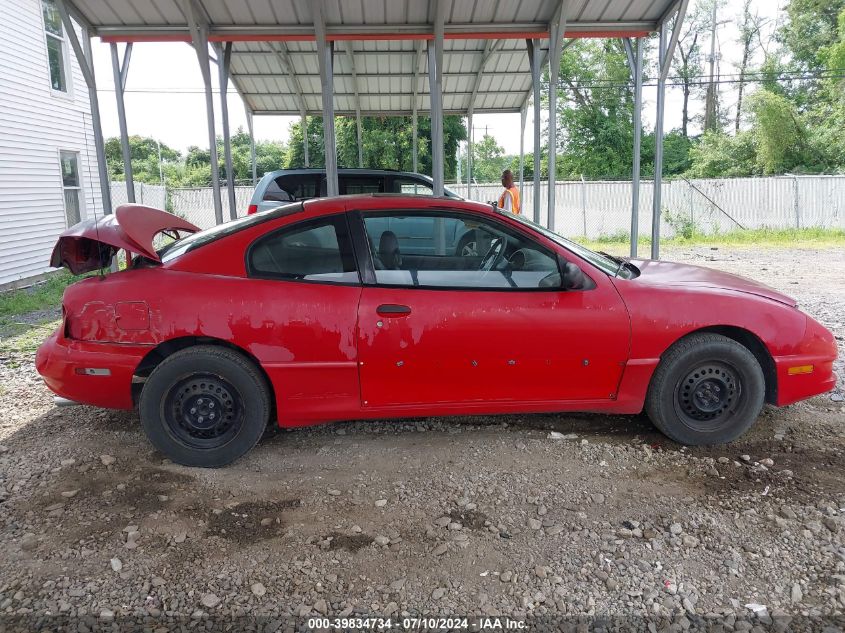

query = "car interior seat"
[378, 231, 402, 270]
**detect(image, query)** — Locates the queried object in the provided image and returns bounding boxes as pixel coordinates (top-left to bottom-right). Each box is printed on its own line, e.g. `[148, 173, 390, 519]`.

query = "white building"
[0, 0, 104, 289]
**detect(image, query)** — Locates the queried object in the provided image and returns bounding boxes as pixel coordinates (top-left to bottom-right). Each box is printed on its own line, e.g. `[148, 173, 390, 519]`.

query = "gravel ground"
[0, 246, 843, 632]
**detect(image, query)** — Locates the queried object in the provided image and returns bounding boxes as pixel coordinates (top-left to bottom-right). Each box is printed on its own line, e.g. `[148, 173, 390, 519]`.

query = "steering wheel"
[478, 237, 506, 272]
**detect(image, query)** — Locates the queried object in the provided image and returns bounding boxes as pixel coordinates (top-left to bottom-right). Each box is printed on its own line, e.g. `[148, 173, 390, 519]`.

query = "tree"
[672, 3, 708, 137]
[469, 134, 508, 183]
[284, 115, 465, 180]
[105, 135, 180, 185]
[746, 89, 807, 174]
[734, 0, 766, 132]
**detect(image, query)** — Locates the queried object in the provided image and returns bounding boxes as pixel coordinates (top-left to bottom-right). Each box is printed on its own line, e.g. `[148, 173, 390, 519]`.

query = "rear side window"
[392, 177, 433, 195]
[247, 215, 358, 284]
[263, 175, 318, 202]
[341, 176, 384, 195]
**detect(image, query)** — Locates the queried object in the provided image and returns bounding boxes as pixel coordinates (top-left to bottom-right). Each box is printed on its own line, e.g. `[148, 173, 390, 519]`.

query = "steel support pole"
[217, 42, 237, 220]
[652, 24, 668, 260]
[301, 113, 309, 167]
[427, 44, 445, 196]
[246, 108, 257, 185]
[624, 37, 643, 258]
[110, 43, 134, 204]
[466, 113, 473, 198]
[314, 1, 337, 196]
[412, 42, 423, 174]
[519, 105, 527, 200]
[412, 113, 418, 173]
[547, 2, 568, 232]
[55, 1, 111, 216]
[527, 39, 542, 224]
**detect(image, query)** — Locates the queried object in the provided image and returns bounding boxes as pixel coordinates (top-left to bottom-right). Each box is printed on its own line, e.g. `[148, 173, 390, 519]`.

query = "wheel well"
[132, 337, 277, 414]
[678, 326, 777, 405]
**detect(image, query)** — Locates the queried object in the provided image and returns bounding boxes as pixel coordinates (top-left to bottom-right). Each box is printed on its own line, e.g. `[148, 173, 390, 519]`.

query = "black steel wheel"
[645, 333, 765, 445]
[140, 346, 271, 467]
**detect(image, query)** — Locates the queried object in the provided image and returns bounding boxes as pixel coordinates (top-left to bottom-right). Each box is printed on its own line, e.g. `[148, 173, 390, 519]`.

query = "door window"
[392, 177, 433, 196]
[341, 176, 384, 195]
[363, 212, 560, 290]
[247, 215, 358, 283]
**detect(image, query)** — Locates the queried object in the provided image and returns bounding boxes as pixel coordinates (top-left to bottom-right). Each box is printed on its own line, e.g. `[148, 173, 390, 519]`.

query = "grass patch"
[579, 226, 845, 254]
[0, 271, 80, 319]
[0, 319, 61, 360]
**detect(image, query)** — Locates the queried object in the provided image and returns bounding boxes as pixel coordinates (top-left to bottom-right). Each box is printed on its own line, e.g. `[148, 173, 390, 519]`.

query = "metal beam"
[314, 0, 338, 196]
[466, 112, 473, 197]
[91, 21, 658, 40]
[110, 42, 134, 204]
[55, 0, 112, 217]
[345, 42, 364, 168]
[412, 41, 423, 173]
[181, 0, 223, 225]
[270, 42, 309, 118]
[245, 106, 257, 185]
[623, 37, 643, 258]
[301, 113, 310, 167]
[518, 103, 527, 202]
[217, 42, 237, 220]
[428, 0, 446, 197]
[547, 0, 569, 232]
[527, 38, 541, 224]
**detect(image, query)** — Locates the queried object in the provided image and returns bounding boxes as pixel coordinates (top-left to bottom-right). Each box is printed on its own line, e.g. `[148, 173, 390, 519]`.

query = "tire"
[456, 231, 479, 257]
[645, 333, 765, 445]
[139, 345, 271, 467]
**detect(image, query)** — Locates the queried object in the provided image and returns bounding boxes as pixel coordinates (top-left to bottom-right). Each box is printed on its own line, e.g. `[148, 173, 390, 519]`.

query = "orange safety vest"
[498, 186, 521, 214]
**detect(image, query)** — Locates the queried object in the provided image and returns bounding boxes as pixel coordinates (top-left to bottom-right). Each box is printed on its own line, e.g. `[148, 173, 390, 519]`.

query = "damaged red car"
[37, 197, 837, 467]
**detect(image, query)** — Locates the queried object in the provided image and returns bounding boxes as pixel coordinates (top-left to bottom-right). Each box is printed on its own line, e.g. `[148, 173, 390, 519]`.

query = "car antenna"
[81, 114, 105, 279]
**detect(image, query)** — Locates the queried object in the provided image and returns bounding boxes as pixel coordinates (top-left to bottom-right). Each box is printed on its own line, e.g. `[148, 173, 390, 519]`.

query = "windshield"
[502, 211, 631, 278]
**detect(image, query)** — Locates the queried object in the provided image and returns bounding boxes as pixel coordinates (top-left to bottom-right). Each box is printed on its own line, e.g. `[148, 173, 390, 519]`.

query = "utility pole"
[704, 0, 719, 131]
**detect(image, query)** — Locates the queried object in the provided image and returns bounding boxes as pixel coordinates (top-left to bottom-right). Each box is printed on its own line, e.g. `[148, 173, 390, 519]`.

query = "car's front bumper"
[36, 330, 149, 410]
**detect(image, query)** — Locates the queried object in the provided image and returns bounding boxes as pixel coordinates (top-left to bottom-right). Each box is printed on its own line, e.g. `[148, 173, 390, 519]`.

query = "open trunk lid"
[50, 204, 200, 274]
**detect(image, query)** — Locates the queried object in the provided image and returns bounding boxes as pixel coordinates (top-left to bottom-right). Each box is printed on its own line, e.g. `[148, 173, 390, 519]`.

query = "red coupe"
[37, 197, 837, 467]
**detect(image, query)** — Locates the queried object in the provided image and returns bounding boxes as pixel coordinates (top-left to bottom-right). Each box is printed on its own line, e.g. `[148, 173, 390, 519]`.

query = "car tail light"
[247, 204, 258, 215]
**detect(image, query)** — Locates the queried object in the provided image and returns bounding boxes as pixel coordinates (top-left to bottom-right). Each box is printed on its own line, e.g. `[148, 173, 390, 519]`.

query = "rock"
[99, 609, 115, 621]
[740, 455, 751, 462]
[60, 458, 76, 467]
[548, 432, 577, 440]
[432, 543, 448, 556]
[717, 456, 730, 464]
[20, 534, 37, 552]
[100, 454, 116, 466]
[110, 557, 123, 572]
[201, 593, 221, 609]
[327, 488, 341, 496]
[682, 535, 700, 548]
[390, 579, 406, 591]
[432, 588, 446, 600]
[314, 599, 328, 615]
[528, 518, 542, 530]
[374, 535, 390, 546]
[173, 531, 187, 544]
[61, 490, 79, 498]
[669, 523, 683, 535]
[606, 578, 618, 591]
[831, 392, 844, 402]
[500, 571, 513, 583]
[375, 499, 388, 507]
[546, 524, 565, 535]
[791, 583, 803, 603]
[760, 458, 774, 467]
[434, 516, 451, 527]
[260, 518, 273, 526]
[534, 566, 547, 579]
[251, 582, 267, 597]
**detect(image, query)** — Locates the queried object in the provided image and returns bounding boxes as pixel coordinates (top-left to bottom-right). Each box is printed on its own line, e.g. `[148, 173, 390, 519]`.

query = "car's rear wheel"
[139, 345, 271, 467]
[645, 333, 765, 445]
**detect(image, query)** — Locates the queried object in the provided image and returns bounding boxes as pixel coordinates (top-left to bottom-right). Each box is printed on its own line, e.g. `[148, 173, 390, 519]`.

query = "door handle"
[376, 304, 411, 316]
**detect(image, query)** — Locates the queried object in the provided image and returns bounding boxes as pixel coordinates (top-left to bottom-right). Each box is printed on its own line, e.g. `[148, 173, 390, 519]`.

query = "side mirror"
[561, 261, 588, 290]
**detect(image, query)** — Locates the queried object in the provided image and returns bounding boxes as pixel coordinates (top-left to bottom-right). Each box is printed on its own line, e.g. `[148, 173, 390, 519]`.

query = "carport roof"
[68, 0, 680, 115]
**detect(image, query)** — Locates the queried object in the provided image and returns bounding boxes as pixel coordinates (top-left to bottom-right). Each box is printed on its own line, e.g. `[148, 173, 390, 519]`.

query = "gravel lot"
[0, 246, 843, 631]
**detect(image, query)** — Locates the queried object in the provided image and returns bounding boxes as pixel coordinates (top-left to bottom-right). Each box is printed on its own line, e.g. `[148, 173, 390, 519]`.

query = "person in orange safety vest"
[497, 169, 521, 214]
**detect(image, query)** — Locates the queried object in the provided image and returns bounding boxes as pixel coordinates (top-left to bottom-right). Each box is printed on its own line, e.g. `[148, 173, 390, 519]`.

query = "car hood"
[50, 204, 200, 274]
[628, 258, 797, 307]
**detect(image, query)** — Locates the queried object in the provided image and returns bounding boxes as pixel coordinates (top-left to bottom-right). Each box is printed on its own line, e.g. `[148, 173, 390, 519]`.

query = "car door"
[352, 209, 631, 408]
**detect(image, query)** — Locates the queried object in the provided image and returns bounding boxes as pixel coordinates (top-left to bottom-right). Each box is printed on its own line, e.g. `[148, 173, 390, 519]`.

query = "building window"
[42, 0, 68, 93]
[60, 151, 82, 226]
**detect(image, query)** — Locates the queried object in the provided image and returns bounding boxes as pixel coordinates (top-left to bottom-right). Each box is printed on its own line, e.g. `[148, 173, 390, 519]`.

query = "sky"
[88, 0, 784, 158]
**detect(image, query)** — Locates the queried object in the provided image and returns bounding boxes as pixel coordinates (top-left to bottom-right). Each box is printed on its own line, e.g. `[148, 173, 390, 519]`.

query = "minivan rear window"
[264, 175, 318, 202]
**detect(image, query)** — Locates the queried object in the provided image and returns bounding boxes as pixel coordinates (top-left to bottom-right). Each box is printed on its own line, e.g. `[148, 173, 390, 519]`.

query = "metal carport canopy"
[69, 0, 673, 117]
[60, 0, 687, 259]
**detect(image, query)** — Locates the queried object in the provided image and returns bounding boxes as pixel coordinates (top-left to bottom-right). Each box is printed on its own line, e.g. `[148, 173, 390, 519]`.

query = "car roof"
[262, 168, 437, 179]
[303, 193, 494, 215]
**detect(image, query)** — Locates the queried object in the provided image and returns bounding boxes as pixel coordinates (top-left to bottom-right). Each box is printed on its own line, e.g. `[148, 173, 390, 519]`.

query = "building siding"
[0, 0, 103, 287]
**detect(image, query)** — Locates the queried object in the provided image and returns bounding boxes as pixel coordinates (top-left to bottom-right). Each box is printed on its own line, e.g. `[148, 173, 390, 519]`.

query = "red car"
[37, 197, 837, 467]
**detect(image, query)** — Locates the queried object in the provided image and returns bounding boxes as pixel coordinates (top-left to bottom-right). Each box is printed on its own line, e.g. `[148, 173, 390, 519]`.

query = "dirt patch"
[325, 532, 373, 552]
[449, 508, 491, 531]
[204, 500, 299, 543]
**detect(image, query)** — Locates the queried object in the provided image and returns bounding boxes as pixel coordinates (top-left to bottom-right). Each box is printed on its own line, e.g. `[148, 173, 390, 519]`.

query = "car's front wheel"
[139, 345, 271, 467]
[645, 333, 765, 445]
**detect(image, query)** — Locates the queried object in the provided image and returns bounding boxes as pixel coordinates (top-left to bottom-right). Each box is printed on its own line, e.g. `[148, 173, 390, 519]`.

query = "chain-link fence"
[452, 175, 845, 239]
[148, 175, 845, 239]
[109, 182, 167, 210]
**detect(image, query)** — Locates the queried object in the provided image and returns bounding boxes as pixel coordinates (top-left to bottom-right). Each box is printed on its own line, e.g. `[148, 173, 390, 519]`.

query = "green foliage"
[284, 115, 465, 180]
[686, 130, 758, 178]
[0, 271, 76, 318]
[469, 134, 509, 183]
[747, 89, 808, 174]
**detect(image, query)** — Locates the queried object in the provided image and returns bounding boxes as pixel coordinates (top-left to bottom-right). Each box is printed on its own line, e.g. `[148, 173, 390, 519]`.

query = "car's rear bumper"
[36, 330, 149, 410]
